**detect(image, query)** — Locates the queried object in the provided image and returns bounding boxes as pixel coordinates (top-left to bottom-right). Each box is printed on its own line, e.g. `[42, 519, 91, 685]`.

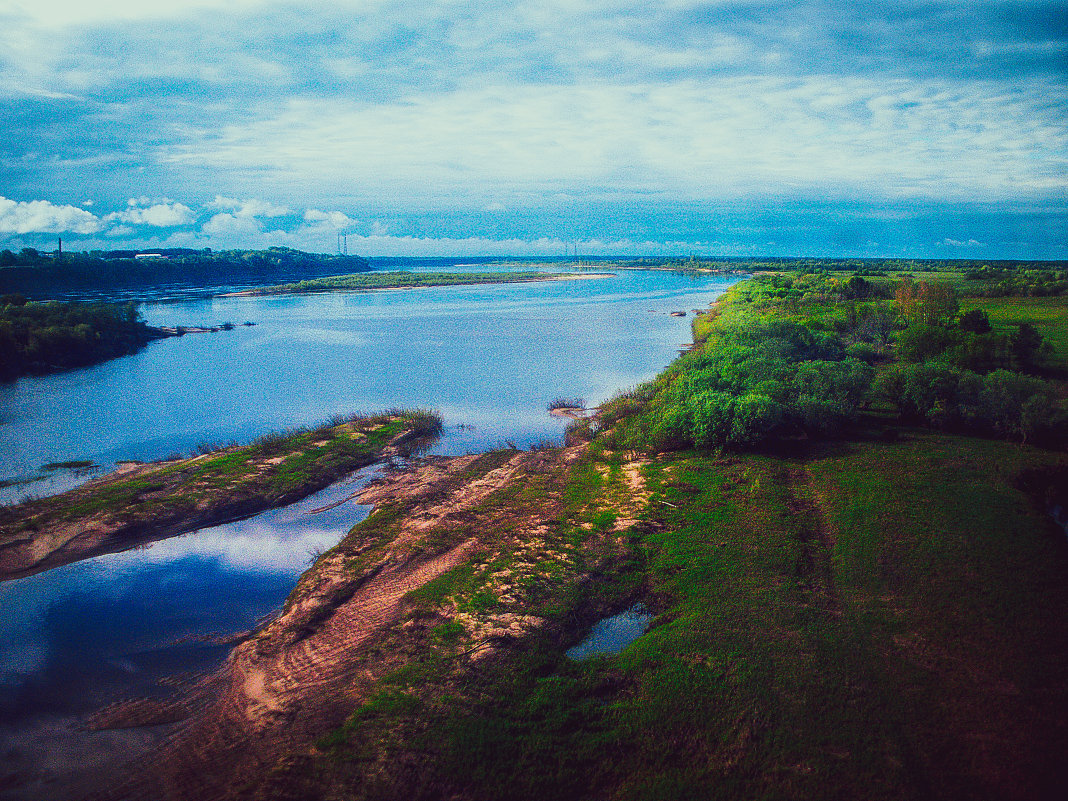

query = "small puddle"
[1052, 504, 1068, 542]
[566, 603, 653, 660]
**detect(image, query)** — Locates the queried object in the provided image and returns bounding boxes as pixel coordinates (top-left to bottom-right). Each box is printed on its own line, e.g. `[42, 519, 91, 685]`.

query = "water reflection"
[0, 469, 379, 799]
[566, 604, 654, 660]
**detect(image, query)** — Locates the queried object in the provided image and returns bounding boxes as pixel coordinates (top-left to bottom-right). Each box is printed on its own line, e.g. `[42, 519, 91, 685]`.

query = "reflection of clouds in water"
[0, 642, 48, 686]
[109, 469, 380, 574]
[0, 567, 89, 683]
[127, 525, 344, 574]
[0, 469, 381, 688]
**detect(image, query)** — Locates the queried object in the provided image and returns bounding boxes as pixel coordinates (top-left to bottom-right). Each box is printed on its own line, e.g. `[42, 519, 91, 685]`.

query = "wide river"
[0, 266, 735, 798]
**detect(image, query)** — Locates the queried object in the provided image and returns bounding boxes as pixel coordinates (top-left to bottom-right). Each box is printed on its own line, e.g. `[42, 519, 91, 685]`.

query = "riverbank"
[222, 270, 613, 297]
[0, 411, 442, 581]
[87, 274, 1068, 800]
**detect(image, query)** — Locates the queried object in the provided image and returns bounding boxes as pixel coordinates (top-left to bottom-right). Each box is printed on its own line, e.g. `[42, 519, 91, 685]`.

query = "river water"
[0, 266, 735, 798]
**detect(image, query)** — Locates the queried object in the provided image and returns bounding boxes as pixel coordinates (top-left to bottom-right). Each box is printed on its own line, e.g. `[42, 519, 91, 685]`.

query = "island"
[224, 269, 611, 296]
[0, 411, 442, 579]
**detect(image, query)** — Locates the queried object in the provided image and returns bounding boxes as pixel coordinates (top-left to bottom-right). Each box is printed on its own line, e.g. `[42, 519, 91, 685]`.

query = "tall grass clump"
[402, 409, 445, 439]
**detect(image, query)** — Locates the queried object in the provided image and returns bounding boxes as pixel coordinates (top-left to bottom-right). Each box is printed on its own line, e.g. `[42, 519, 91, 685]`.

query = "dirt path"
[94, 447, 583, 801]
[784, 465, 841, 615]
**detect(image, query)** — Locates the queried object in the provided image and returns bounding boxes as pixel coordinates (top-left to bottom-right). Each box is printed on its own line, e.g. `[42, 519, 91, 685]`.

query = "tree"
[958, 309, 991, 334]
[1010, 323, 1049, 370]
[895, 279, 958, 326]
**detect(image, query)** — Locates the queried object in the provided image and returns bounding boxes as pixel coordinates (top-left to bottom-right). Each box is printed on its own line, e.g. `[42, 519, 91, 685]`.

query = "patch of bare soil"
[549, 406, 591, 419]
[616, 459, 651, 530]
[92, 446, 587, 801]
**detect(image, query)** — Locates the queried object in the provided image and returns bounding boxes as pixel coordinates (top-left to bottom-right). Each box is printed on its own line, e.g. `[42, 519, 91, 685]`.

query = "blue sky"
[1, 1, 1065, 258]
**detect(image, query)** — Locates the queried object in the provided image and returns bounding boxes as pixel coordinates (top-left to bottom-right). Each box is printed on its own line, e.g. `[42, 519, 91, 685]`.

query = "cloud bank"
[0, 1, 1064, 257]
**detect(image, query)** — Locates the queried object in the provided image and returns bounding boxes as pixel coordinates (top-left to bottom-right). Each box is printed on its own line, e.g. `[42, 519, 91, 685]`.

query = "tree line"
[0, 246, 370, 296]
[0, 295, 159, 380]
[596, 273, 1065, 452]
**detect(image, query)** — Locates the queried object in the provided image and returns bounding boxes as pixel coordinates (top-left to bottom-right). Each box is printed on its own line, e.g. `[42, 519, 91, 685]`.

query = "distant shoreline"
[219, 271, 616, 297]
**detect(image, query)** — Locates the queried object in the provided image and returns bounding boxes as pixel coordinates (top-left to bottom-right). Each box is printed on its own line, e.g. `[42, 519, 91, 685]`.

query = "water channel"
[0, 266, 736, 798]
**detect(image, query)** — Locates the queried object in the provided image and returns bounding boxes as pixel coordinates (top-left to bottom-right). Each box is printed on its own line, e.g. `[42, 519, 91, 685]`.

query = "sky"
[0, 0, 1065, 258]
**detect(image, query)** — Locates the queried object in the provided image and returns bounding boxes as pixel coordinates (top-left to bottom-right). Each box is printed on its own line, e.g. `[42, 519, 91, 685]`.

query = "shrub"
[875, 363, 1062, 441]
[979, 370, 1060, 442]
[958, 309, 991, 334]
[845, 342, 878, 363]
[896, 324, 955, 363]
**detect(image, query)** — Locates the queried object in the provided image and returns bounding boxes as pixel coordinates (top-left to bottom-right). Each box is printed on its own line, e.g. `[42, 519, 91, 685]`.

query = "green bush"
[875, 363, 1062, 442]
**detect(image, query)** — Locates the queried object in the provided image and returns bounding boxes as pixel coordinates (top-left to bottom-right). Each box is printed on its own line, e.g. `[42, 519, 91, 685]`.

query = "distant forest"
[641, 255, 1068, 278]
[0, 295, 160, 381]
[0, 246, 370, 296]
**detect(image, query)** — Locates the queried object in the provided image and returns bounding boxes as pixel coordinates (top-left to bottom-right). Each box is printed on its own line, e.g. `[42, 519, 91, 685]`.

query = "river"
[0, 265, 736, 798]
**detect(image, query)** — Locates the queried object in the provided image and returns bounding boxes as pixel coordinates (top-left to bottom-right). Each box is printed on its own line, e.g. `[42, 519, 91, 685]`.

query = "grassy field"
[285, 424, 1067, 801]
[964, 295, 1068, 370]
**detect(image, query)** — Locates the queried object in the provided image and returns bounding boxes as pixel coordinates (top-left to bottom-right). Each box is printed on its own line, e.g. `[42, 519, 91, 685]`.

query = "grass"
[40, 459, 95, 471]
[352, 430, 1066, 801]
[547, 396, 586, 411]
[964, 295, 1068, 370]
[0, 411, 444, 565]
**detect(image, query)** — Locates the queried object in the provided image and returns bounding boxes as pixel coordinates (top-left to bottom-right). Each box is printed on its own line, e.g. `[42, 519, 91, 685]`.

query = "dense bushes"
[0, 299, 155, 379]
[599, 273, 1065, 453]
[874, 364, 1062, 442]
[602, 313, 873, 451]
[964, 266, 1068, 297]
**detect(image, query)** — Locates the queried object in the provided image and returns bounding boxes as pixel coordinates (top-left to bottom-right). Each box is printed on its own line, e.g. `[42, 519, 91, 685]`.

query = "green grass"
[397, 432, 1068, 801]
[1, 412, 441, 548]
[966, 296, 1068, 369]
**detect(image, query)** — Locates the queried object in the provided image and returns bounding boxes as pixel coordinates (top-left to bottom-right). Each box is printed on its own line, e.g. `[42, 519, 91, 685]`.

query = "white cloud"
[303, 208, 355, 228]
[0, 196, 103, 234]
[167, 77, 1068, 207]
[208, 196, 291, 218]
[201, 212, 263, 238]
[105, 201, 195, 226]
[3, 0, 272, 27]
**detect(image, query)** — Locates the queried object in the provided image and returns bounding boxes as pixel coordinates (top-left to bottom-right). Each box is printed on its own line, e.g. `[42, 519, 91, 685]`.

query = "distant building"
[135, 253, 166, 260]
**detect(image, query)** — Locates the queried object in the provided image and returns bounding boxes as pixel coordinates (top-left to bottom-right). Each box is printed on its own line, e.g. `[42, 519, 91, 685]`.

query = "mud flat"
[0, 412, 441, 581]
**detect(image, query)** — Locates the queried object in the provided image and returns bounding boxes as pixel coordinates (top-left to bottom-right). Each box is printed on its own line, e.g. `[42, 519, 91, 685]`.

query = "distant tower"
[57, 236, 62, 258]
